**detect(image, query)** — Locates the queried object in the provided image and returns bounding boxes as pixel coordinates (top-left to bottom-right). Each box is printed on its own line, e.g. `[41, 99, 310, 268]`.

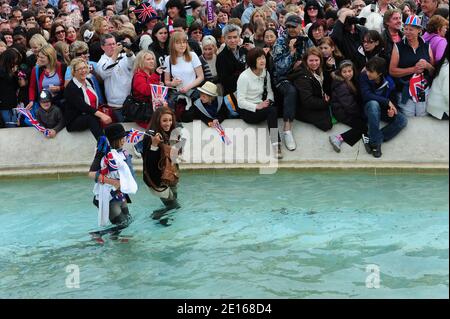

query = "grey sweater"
[36, 105, 65, 132]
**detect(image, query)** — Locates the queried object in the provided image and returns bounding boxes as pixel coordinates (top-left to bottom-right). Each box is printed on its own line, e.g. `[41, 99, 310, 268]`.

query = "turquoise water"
[0, 170, 448, 298]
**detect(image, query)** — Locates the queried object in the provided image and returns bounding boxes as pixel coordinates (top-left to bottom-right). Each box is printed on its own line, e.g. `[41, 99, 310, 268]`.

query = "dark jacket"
[63, 79, 98, 126]
[36, 104, 65, 132]
[331, 73, 361, 123]
[216, 45, 247, 96]
[330, 20, 368, 71]
[142, 132, 167, 189]
[149, 41, 169, 68]
[0, 70, 19, 110]
[290, 65, 332, 131]
[231, 2, 247, 19]
[359, 71, 397, 113]
[181, 97, 228, 125]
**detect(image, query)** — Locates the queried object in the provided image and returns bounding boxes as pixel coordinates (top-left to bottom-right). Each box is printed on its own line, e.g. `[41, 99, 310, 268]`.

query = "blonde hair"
[169, 31, 191, 65]
[133, 50, 157, 73]
[39, 44, 58, 70]
[70, 57, 88, 77]
[250, 8, 266, 25]
[285, 4, 299, 14]
[92, 16, 107, 34]
[54, 41, 70, 65]
[29, 33, 47, 49]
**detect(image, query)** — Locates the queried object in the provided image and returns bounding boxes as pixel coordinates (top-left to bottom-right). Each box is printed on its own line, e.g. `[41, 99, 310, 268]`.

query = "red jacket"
[28, 62, 65, 103]
[132, 69, 161, 128]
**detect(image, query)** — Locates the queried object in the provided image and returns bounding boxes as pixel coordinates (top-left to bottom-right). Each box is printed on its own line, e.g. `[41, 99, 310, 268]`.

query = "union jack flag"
[134, 3, 157, 23]
[126, 128, 144, 144]
[213, 122, 232, 145]
[409, 73, 428, 103]
[103, 152, 118, 172]
[150, 84, 169, 110]
[16, 107, 50, 137]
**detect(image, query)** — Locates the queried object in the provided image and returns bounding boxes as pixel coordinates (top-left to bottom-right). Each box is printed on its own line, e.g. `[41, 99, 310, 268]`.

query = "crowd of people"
[0, 0, 448, 160]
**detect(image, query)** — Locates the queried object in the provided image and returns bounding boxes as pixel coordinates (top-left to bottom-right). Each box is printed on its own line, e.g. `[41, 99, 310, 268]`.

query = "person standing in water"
[142, 107, 182, 225]
[88, 123, 137, 241]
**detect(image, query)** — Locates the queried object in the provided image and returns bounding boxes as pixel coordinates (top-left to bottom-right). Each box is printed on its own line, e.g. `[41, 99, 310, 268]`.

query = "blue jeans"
[0, 109, 19, 128]
[276, 81, 298, 122]
[364, 100, 408, 146]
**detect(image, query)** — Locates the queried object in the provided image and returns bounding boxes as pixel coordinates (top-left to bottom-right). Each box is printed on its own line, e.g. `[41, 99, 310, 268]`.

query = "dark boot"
[372, 145, 382, 158]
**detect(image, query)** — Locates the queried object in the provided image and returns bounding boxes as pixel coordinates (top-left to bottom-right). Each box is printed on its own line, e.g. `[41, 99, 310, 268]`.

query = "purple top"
[422, 32, 448, 63]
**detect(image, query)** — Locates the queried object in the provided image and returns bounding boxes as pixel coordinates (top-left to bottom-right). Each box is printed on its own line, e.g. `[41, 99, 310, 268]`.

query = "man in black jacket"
[330, 7, 368, 71]
[216, 24, 248, 96]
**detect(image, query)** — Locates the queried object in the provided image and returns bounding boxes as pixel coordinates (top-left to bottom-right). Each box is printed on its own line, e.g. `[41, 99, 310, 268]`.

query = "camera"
[146, 129, 156, 137]
[345, 16, 367, 26]
[243, 35, 253, 45]
[120, 40, 132, 50]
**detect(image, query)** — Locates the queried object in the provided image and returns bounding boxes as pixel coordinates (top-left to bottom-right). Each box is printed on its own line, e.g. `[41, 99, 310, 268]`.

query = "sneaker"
[372, 145, 382, 158]
[283, 130, 296, 151]
[362, 134, 372, 154]
[328, 135, 342, 153]
[133, 143, 142, 159]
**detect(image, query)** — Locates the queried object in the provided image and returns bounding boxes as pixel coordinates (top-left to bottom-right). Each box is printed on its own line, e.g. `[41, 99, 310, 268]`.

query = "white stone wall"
[0, 118, 448, 176]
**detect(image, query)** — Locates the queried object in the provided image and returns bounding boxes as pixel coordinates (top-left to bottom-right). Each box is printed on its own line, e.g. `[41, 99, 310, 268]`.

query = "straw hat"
[197, 81, 218, 97]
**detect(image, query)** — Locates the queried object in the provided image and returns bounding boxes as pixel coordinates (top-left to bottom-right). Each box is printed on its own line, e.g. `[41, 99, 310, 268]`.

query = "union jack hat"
[133, 3, 160, 25]
[404, 15, 423, 28]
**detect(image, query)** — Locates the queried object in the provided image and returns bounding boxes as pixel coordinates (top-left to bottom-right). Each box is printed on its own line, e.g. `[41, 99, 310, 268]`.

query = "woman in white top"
[237, 47, 282, 159]
[427, 45, 449, 120]
[164, 31, 204, 109]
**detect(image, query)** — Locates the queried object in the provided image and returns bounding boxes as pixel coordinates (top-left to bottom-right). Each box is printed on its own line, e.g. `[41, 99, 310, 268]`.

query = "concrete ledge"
[0, 117, 448, 177]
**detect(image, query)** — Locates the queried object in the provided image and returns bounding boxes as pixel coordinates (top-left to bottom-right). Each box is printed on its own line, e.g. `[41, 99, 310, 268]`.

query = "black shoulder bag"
[122, 76, 153, 122]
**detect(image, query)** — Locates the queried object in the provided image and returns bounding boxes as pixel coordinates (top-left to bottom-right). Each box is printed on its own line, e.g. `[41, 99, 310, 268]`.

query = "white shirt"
[150, 0, 168, 15]
[237, 68, 274, 112]
[427, 60, 449, 119]
[164, 52, 202, 88]
[97, 52, 135, 108]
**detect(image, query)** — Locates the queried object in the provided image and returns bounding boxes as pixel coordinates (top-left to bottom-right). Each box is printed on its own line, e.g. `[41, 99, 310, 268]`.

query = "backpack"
[158, 143, 179, 187]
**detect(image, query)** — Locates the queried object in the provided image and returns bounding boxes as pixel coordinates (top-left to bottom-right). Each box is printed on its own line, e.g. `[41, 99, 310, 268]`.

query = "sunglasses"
[192, 30, 202, 34]
[56, 29, 65, 34]
[75, 50, 89, 56]
[89, 9, 96, 13]
[363, 40, 375, 44]
[307, 7, 318, 10]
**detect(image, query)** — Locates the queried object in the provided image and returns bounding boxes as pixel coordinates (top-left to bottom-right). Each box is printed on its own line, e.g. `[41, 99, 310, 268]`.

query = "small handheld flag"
[16, 107, 50, 137]
[213, 122, 231, 145]
[126, 128, 145, 144]
[150, 84, 169, 110]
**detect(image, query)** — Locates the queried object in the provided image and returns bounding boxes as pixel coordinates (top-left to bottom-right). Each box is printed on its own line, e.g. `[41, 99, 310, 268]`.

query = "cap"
[39, 89, 52, 103]
[285, 15, 302, 28]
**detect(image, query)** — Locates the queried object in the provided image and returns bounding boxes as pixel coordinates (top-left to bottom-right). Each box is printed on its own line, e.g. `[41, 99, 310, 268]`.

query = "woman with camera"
[389, 15, 435, 117]
[236, 47, 282, 159]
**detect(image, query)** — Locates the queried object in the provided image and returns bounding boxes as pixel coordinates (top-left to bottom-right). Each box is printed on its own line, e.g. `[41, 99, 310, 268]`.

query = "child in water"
[142, 107, 182, 225]
[88, 123, 137, 241]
